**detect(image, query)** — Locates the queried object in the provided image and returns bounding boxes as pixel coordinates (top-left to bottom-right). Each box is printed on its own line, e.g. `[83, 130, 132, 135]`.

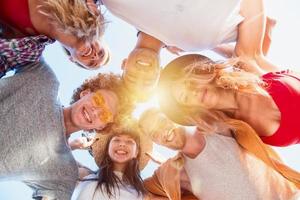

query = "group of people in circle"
[1, 0, 300, 199]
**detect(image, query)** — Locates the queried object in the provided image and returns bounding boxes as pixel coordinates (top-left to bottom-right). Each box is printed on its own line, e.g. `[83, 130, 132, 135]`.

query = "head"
[108, 134, 139, 168]
[41, 0, 110, 69]
[70, 73, 131, 132]
[158, 54, 266, 126]
[91, 120, 152, 198]
[139, 108, 186, 150]
[63, 40, 111, 70]
[122, 48, 160, 101]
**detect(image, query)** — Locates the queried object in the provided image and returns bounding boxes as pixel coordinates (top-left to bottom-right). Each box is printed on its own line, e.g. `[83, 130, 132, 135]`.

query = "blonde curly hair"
[39, 0, 106, 42]
[71, 73, 135, 132]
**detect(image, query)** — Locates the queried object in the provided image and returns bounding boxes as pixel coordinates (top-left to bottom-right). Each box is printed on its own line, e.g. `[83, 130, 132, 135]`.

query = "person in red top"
[0, 0, 110, 69]
[157, 53, 300, 147]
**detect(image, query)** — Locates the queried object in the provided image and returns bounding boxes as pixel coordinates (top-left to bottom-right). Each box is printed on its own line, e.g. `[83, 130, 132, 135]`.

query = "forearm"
[135, 31, 164, 53]
[213, 43, 235, 58]
[235, 0, 279, 73]
[235, 0, 265, 58]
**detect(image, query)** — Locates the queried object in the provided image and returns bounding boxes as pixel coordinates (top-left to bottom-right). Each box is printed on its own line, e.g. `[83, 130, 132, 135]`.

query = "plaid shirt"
[0, 35, 55, 78]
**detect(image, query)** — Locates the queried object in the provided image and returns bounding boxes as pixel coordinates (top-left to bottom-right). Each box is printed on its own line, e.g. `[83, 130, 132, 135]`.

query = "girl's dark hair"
[96, 133, 146, 198]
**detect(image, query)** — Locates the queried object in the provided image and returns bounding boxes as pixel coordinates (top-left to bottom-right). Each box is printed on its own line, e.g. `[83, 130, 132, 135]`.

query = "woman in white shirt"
[70, 121, 153, 200]
[87, 0, 277, 100]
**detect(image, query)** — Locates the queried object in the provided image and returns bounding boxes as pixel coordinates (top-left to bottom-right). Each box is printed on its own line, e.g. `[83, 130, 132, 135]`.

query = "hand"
[164, 45, 184, 55]
[145, 151, 167, 165]
[86, 0, 100, 16]
[69, 135, 97, 150]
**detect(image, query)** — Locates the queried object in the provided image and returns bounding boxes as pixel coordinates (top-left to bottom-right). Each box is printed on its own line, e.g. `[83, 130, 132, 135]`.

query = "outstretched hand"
[69, 135, 98, 150]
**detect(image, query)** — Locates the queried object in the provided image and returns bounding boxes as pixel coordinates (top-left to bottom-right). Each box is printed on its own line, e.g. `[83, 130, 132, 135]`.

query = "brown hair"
[96, 129, 146, 198]
[71, 73, 134, 132]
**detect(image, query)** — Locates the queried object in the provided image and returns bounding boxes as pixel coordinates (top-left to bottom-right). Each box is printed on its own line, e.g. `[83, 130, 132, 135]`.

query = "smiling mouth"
[136, 59, 151, 66]
[82, 107, 92, 123]
[115, 150, 128, 155]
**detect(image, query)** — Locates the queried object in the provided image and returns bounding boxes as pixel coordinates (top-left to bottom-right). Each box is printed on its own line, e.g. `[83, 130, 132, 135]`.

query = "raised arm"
[213, 16, 276, 59]
[235, 0, 279, 74]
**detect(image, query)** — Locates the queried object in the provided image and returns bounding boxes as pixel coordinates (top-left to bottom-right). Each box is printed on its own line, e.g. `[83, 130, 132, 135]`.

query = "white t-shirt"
[101, 0, 244, 51]
[72, 172, 144, 200]
[183, 133, 298, 200]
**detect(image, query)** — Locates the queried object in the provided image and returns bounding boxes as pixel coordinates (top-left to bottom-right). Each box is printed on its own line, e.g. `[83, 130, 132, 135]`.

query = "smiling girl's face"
[108, 134, 138, 165]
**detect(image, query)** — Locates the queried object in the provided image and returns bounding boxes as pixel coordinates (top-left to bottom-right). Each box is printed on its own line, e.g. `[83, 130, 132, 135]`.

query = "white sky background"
[1, 0, 300, 199]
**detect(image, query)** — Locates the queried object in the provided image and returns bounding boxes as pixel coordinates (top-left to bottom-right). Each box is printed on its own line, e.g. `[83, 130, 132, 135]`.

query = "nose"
[118, 141, 126, 147]
[92, 48, 101, 60]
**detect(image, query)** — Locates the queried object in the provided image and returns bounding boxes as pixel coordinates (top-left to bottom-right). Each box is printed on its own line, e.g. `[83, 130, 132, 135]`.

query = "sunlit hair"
[158, 54, 269, 127]
[39, 0, 106, 42]
[180, 59, 269, 128]
[71, 73, 134, 132]
[96, 124, 146, 198]
[182, 58, 268, 95]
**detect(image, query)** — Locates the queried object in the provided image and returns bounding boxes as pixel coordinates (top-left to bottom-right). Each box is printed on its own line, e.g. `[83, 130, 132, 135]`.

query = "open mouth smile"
[82, 107, 92, 123]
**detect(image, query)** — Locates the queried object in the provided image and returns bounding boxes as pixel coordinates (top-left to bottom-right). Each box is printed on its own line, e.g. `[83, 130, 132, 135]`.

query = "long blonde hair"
[39, 0, 106, 42]
[158, 54, 270, 127]
[182, 58, 268, 96]
[180, 58, 269, 129]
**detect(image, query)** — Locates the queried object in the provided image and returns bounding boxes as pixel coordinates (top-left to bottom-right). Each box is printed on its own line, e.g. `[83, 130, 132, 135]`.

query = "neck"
[63, 107, 81, 137]
[181, 130, 206, 159]
[232, 91, 256, 120]
[217, 89, 239, 111]
[113, 163, 126, 173]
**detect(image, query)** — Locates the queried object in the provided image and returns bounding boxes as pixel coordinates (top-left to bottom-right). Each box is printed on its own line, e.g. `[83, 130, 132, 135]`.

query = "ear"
[80, 89, 91, 98]
[121, 58, 127, 70]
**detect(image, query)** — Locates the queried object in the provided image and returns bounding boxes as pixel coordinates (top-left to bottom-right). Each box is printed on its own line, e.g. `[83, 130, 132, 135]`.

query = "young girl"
[70, 122, 153, 200]
[0, 0, 109, 69]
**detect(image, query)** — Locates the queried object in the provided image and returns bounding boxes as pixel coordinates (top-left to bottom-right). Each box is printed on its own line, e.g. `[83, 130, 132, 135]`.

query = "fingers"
[86, 0, 100, 16]
[165, 46, 184, 55]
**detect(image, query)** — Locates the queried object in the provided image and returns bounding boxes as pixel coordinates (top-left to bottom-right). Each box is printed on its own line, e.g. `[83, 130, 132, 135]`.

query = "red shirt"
[260, 70, 300, 146]
[0, 0, 38, 35]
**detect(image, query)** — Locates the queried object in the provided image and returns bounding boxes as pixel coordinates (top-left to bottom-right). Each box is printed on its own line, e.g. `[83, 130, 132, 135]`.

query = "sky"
[1, 0, 300, 199]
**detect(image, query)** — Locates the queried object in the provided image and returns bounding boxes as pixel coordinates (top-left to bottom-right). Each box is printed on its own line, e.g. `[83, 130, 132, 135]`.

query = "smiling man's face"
[139, 110, 186, 150]
[122, 48, 160, 100]
[70, 89, 118, 130]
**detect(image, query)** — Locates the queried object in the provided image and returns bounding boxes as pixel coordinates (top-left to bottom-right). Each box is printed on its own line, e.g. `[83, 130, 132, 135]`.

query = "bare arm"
[135, 31, 164, 53]
[213, 16, 276, 59]
[235, 0, 279, 74]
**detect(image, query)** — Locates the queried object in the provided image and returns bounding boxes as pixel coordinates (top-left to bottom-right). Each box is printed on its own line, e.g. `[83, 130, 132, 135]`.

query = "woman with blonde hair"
[158, 53, 300, 148]
[70, 120, 154, 200]
[0, 0, 109, 69]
